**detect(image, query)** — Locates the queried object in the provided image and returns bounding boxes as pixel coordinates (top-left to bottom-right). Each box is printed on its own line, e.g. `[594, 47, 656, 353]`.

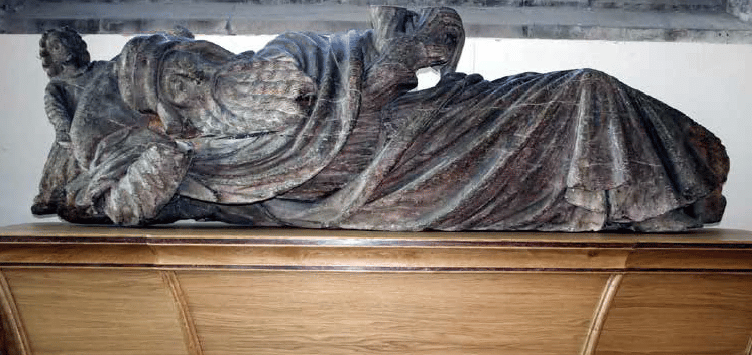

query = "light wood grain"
[1, 224, 751, 354]
[2, 269, 188, 355]
[0, 243, 635, 270]
[0, 242, 635, 269]
[161, 271, 204, 355]
[595, 273, 752, 355]
[2, 223, 752, 245]
[0, 270, 31, 355]
[581, 273, 623, 355]
[4, 242, 752, 271]
[178, 271, 608, 355]
[152, 245, 633, 270]
[2, 224, 751, 272]
[624, 249, 752, 270]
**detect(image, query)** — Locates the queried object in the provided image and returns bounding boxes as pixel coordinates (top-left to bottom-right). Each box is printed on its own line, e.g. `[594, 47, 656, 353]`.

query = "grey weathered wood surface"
[31, 9, 730, 231]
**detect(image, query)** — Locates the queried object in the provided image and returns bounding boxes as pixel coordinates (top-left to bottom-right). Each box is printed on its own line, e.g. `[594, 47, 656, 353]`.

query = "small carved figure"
[33, 7, 729, 231]
[32, 27, 108, 215]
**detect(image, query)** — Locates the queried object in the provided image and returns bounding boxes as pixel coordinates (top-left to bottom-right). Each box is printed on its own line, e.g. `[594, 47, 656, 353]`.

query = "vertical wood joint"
[161, 270, 204, 355]
[0, 269, 32, 355]
[581, 272, 624, 355]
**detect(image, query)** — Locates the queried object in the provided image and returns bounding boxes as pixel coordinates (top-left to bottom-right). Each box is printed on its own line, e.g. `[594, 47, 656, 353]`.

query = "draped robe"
[38, 7, 728, 231]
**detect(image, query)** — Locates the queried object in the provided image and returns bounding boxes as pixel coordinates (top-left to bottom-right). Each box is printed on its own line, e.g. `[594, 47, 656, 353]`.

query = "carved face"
[158, 50, 214, 108]
[154, 44, 315, 138]
[40, 33, 71, 77]
[422, 25, 461, 66]
[369, 6, 464, 75]
[414, 8, 464, 75]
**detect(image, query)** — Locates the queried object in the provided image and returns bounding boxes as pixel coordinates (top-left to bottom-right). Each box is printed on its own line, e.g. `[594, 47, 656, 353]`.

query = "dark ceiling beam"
[2, 0, 752, 43]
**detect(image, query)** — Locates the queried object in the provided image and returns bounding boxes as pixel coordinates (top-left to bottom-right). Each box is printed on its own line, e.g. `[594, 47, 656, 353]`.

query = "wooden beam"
[2, 2, 752, 43]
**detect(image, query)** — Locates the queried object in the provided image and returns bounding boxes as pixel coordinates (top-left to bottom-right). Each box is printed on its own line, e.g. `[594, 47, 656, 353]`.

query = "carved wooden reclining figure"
[32, 6, 729, 231]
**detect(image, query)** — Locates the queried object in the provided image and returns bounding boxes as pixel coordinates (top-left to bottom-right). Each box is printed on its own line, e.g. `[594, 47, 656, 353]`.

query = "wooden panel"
[595, 273, 752, 355]
[0, 270, 31, 355]
[5, 243, 752, 271]
[624, 249, 752, 270]
[2, 224, 752, 272]
[1, 224, 751, 353]
[0, 287, 26, 355]
[0, 244, 632, 270]
[178, 271, 609, 355]
[2, 223, 752, 246]
[149, 245, 630, 270]
[2, 269, 188, 355]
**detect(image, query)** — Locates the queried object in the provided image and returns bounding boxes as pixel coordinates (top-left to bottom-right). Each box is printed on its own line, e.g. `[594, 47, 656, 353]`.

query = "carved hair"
[39, 27, 91, 70]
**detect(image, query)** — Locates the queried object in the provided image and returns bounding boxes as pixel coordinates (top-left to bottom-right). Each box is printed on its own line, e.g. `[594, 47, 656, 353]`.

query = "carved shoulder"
[43, 81, 75, 138]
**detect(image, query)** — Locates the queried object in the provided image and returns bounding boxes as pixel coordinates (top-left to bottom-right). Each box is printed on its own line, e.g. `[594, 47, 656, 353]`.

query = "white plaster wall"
[1, 34, 750, 230]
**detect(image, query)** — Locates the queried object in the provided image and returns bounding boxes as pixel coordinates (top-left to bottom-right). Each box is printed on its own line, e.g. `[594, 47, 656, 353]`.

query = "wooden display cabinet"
[1, 223, 751, 354]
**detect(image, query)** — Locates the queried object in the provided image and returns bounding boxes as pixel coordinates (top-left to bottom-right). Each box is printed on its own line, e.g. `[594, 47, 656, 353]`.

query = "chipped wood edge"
[160, 270, 204, 355]
[0, 269, 32, 355]
[744, 332, 752, 355]
[581, 272, 624, 355]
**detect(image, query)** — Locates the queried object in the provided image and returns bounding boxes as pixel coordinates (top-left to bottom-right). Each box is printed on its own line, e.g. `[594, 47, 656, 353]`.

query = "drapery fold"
[38, 7, 727, 231]
[264, 69, 727, 231]
[179, 30, 371, 204]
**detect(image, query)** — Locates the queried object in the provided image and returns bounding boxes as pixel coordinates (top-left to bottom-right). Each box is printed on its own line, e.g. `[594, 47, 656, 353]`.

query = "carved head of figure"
[39, 27, 91, 78]
[370, 6, 464, 75]
[116, 33, 229, 136]
[414, 7, 464, 75]
[117, 33, 315, 138]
